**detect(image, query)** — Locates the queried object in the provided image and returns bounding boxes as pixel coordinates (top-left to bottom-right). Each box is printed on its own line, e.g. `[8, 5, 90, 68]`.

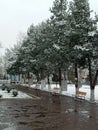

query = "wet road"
[0, 86, 98, 130]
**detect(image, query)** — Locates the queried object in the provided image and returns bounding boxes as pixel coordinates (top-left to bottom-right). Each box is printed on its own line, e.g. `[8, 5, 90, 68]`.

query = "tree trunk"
[47, 74, 51, 91]
[23, 74, 26, 84]
[75, 63, 78, 94]
[41, 79, 46, 90]
[40, 70, 46, 90]
[90, 69, 98, 103]
[37, 74, 39, 83]
[90, 89, 95, 103]
[59, 67, 62, 94]
[19, 74, 21, 84]
[61, 79, 67, 91]
[61, 71, 67, 91]
[59, 67, 61, 86]
[88, 57, 93, 89]
[36, 73, 40, 88]
[92, 69, 98, 89]
[88, 57, 95, 102]
[15, 75, 17, 85]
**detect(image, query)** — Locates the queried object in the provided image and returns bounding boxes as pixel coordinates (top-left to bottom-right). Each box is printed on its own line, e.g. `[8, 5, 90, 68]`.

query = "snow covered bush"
[12, 90, 18, 97]
[1, 84, 7, 91]
[6, 87, 12, 93]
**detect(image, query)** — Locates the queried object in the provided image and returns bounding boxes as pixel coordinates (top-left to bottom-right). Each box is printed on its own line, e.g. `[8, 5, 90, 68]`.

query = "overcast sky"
[0, 0, 98, 50]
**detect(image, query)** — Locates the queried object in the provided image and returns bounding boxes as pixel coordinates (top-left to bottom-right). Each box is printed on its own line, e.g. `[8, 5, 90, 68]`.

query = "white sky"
[0, 0, 97, 50]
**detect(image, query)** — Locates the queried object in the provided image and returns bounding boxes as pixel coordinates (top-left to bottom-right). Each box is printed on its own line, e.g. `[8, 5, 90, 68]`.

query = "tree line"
[5, 0, 98, 102]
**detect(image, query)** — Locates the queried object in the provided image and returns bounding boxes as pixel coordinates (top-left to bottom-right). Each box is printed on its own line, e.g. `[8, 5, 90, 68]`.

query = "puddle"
[3, 126, 16, 130]
[0, 122, 16, 130]
[80, 110, 89, 114]
[65, 108, 74, 113]
[0, 122, 11, 125]
[80, 110, 90, 118]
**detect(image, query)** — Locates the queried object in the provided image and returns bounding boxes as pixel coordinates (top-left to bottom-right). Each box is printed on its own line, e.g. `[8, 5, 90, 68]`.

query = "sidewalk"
[0, 85, 98, 130]
[16, 85, 98, 130]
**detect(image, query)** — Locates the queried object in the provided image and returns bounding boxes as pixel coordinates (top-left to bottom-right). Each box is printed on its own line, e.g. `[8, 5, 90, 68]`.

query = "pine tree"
[69, 0, 98, 102]
[50, 0, 69, 90]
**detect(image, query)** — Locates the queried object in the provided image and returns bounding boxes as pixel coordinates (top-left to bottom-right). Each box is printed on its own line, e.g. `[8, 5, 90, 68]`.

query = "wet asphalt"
[0, 85, 98, 130]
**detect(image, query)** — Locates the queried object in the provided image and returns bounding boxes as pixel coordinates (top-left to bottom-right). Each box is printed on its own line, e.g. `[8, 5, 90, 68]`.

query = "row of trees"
[5, 0, 98, 102]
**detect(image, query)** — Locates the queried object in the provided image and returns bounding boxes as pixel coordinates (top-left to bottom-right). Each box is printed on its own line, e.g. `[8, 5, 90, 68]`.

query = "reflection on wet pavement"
[0, 87, 98, 130]
[3, 126, 17, 130]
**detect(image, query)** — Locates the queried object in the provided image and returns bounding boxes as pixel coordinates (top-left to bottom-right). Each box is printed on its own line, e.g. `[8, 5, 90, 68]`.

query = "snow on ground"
[30, 84, 98, 102]
[63, 84, 98, 103]
[0, 90, 32, 99]
[1, 82, 98, 102]
[0, 84, 32, 99]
